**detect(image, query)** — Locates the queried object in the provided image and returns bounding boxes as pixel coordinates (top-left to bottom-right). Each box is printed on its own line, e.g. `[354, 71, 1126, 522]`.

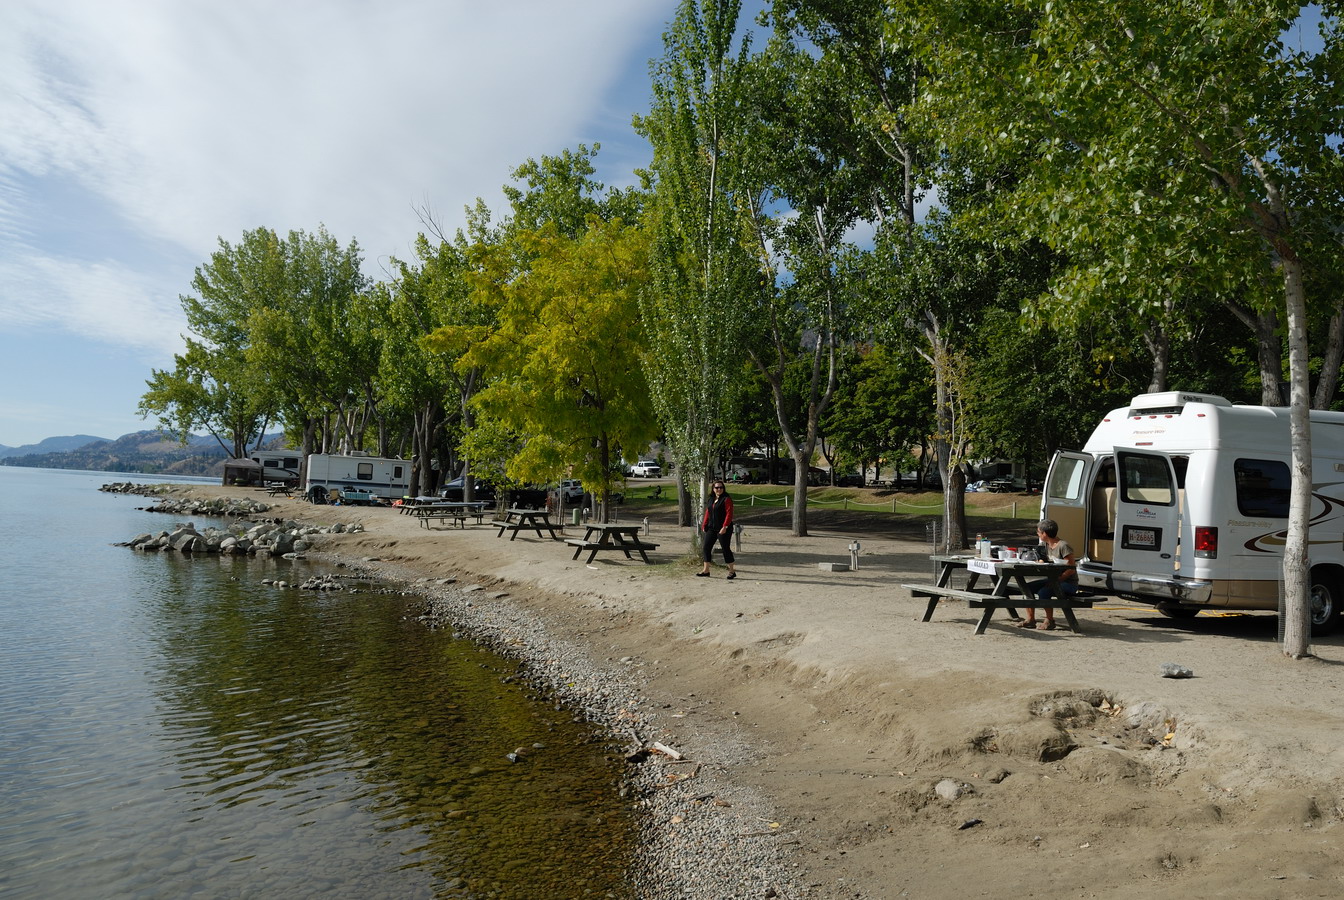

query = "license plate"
[1127, 527, 1157, 548]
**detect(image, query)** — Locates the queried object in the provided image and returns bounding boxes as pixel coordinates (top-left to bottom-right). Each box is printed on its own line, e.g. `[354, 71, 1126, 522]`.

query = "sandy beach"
[153, 485, 1344, 898]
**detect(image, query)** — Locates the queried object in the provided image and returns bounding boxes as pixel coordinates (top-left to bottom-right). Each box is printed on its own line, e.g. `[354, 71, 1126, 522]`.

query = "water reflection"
[137, 553, 637, 898]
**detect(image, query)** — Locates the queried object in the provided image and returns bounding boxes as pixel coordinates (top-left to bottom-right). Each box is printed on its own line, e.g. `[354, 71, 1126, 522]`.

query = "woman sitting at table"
[1017, 518, 1078, 630]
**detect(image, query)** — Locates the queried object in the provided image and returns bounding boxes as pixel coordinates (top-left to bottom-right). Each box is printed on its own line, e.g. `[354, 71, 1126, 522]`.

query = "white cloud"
[0, 249, 187, 355]
[0, 0, 673, 321]
[0, 0, 672, 327]
[0, 0, 681, 443]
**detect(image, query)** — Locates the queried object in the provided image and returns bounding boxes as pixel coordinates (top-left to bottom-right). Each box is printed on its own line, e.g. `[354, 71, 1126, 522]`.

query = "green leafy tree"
[453, 217, 657, 518]
[383, 235, 485, 496]
[636, 0, 764, 535]
[823, 344, 933, 482]
[242, 227, 373, 457]
[907, 0, 1342, 656]
[139, 340, 270, 459]
[167, 226, 371, 472]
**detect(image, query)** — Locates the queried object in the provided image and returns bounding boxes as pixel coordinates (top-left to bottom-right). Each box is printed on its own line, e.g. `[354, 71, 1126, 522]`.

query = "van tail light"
[1194, 526, 1218, 558]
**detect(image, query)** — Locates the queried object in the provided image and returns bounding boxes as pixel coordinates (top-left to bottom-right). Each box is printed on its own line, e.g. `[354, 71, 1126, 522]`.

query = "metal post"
[734, 522, 743, 552]
[848, 540, 861, 570]
[642, 516, 650, 536]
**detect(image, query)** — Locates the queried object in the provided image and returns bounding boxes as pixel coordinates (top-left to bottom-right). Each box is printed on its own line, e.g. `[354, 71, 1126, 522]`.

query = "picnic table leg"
[1061, 606, 1082, 632]
[973, 606, 996, 635]
[922, 596, 940, 622]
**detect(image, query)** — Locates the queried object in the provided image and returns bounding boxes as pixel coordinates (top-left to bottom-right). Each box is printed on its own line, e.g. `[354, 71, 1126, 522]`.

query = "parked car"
[629, 460, 661, 478]
[439, 475, 497, 503]
[560, 479, 585, 502]
[507, 485, 549, 509]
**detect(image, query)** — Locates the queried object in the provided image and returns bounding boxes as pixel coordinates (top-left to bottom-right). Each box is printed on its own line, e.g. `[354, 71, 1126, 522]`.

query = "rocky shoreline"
[111, 483, 803, 898]
[111, 482, 1344, 898]
[402, 568, 804, 900]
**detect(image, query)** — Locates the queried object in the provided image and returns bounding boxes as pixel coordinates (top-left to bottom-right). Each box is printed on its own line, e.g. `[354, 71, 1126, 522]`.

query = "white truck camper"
[1042, 391, 1344, 635]
[305, 452, 410, 500]
[250, 449, 303, 485]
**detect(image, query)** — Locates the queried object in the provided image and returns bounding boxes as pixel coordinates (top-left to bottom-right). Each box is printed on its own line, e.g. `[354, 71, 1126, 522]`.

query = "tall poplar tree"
[636, 0, 764, 533]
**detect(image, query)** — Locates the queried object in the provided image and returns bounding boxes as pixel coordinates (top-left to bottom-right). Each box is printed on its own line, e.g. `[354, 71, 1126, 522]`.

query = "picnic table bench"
[492, 508, 562, 541]
[565, 522, 659, 564]
[398, 496, 439, 515]
[409, 501, 488, 529]
[903, 555, 1091, 634]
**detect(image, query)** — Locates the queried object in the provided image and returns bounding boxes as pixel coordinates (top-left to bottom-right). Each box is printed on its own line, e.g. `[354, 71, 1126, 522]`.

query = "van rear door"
[1111, 449, 1182, 580]
[1041, 451, 1096, 556]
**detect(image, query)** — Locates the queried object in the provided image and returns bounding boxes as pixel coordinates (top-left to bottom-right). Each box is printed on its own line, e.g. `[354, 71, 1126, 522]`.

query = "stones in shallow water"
[121, 507, 361, 557]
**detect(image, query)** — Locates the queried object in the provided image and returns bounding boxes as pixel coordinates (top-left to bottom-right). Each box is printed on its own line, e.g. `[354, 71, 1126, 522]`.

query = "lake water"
[0, 467, 636, 898]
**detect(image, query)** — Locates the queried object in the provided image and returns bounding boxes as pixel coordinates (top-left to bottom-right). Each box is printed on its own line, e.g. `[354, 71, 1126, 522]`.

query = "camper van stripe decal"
[1244, 491, 1344, 553]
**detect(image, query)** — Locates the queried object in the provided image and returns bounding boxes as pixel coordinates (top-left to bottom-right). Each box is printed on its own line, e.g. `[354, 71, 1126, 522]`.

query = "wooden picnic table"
[565, 522, 660, 564]
[265, 484, 295, 498]
[398, 496, 440, 515]
[408, 501, 489, 529]
[491, 507, 562, 541]
[902, 554, 1091, 634]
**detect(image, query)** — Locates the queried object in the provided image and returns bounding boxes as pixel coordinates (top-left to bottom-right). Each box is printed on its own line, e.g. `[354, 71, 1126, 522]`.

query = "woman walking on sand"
[697, 480, 737, 579]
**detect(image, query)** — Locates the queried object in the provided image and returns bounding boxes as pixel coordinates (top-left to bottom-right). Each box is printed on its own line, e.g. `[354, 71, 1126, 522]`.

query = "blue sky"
[0, 0, 704, 447]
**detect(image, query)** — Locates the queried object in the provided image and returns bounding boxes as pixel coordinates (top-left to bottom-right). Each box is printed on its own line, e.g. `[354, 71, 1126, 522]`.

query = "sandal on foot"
[726, 572, 736, 580]
[695, 571, 710, 577]
[1037, 620, 1057, 631]
[1014, 619, 1037, 628]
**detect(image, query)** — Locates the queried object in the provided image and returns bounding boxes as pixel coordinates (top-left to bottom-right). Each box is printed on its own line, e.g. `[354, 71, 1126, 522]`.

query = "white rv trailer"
[250, 449, 303, 485]
[1041, 391, 1344, 634]
[305, 452, 410, 500]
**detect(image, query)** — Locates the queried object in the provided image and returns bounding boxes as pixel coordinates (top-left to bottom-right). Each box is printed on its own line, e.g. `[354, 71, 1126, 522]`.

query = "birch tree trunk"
[1281, 253, 1313, 658]
[1313, 298, 1344, 410]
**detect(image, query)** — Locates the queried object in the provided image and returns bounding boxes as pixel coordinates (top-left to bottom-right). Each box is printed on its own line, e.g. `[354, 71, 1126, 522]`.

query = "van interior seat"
[1092, 486, 1117, 538]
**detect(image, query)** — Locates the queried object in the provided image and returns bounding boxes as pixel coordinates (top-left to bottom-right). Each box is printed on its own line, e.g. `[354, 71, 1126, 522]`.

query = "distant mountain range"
[0, 434, 113, 458]
[0, 432, 284, 476]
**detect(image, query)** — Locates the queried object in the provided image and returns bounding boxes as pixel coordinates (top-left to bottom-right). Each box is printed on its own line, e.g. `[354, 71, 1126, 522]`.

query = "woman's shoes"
[726, 572, 736, 580]
[695, 571, 710, 577]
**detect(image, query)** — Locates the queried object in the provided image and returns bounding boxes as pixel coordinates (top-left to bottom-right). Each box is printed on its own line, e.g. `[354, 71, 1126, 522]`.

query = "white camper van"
[1041, 391, 1344, 634]
[305, 452, 409, 500]
[250, 449, 303, 485]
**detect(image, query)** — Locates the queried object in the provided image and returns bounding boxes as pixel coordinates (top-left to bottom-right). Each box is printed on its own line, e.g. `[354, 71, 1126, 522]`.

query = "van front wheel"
[1309, 571, 1343, 636]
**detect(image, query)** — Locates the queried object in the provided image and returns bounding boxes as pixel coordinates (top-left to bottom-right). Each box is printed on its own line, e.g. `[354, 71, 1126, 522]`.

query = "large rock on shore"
[122, 513, 363, 556]
[146, 496, 272, 517]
